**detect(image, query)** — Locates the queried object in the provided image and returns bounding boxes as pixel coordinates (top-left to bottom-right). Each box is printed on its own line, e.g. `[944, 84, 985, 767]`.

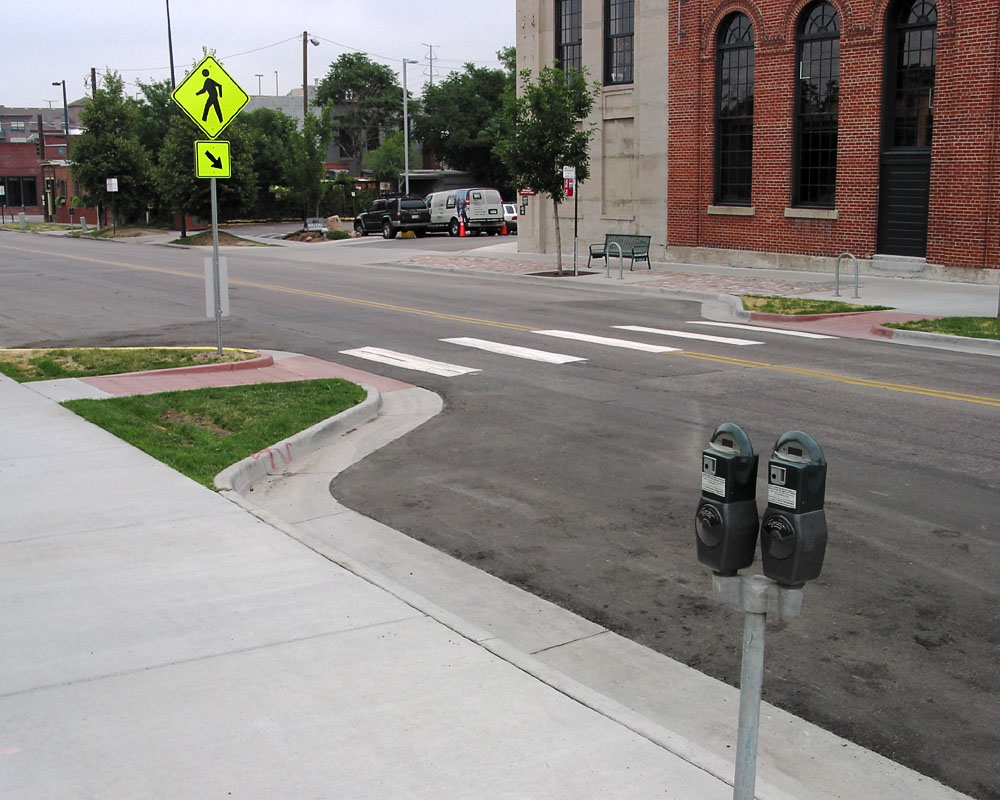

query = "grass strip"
[63, 379, 366, 488]
[0, 347, 258, 382]
[741, 294, 894, 315]
[882, 317, 1000, 340]
[171, 230, 272, 246]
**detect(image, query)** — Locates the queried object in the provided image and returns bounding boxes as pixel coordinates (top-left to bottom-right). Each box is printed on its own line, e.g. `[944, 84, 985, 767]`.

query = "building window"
[1, 176, 37, 207]
[605, 0, 634, 84]
[715, 13, 755, 206]
[794, 1, 840, 208]
[10, 121, 26, 132]
[886, 0, 936, 149]
[556, 0, 582, 75]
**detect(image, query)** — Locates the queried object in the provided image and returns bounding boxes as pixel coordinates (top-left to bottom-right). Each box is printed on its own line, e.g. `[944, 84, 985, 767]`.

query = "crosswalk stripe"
[442, 337, 586, 363]
[613, 325, 763, 346]
[339, 347, 480, 376]
[686, 321, 838, 340]
[532, 330, 681, 353]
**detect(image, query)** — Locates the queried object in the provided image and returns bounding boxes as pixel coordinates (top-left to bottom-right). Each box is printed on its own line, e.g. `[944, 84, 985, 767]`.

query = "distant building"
[515, 0, 1000, 277]
[0, 108, 74, 217]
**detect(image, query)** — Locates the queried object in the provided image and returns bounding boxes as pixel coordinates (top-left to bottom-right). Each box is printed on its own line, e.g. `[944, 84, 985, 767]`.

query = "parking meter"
[696, 424, 759, 575]
[760, 432, 827, 587]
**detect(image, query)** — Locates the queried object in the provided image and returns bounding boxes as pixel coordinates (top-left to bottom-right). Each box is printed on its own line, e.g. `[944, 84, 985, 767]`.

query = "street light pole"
[164, 0, 185, 238]
[255, 73, 263, 95]
[51, 81, 69, 140]
[402, 58, 417, 195]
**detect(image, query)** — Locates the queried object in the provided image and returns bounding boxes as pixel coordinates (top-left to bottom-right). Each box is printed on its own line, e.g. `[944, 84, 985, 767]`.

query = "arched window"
[886, 0, 936, 148]
[794, 1, 840, 208]
[715, 13, 755, 205]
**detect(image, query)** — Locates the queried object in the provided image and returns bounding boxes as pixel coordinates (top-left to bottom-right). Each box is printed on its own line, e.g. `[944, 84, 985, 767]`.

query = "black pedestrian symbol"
[196, 69, 223, 124]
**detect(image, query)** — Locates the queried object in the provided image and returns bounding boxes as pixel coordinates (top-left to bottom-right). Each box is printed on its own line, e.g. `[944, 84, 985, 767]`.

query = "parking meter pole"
[573, 185, 579, 277]
[210, 177, 223, 356]
[734, 610, 765, 800]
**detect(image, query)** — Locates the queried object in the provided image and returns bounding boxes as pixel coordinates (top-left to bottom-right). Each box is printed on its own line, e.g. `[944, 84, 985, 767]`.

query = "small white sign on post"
[204, 256, 230, 319]
[562, 165, 576, 180]
[106, 178, 119, 192]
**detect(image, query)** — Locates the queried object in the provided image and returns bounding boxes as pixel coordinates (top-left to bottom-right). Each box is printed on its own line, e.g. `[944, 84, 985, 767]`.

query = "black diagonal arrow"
[204, 149, 224, 170]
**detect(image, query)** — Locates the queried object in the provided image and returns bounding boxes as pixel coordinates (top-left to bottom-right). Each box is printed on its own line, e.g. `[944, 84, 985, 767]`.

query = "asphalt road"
[2, 230, 998, 799]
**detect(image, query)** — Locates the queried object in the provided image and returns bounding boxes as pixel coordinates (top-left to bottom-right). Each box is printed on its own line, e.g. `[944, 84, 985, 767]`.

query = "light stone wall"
[515, 0, 669, 263]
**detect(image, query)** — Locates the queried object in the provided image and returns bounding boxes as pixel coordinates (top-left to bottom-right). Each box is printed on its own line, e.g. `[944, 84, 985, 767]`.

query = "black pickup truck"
[353, 195, 430, 239]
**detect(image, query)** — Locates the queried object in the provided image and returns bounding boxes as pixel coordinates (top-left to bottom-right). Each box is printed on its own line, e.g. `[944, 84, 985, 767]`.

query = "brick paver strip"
[400, 256, 831, 295]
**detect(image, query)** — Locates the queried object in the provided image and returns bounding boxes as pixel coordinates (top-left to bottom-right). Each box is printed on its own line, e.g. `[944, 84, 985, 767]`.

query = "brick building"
[516, 0, 1000, 277]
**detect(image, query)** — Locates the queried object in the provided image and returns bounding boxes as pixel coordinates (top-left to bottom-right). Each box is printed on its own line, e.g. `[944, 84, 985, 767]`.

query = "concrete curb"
[873, 326, 1000, 356]
[213, 384, 381, 493]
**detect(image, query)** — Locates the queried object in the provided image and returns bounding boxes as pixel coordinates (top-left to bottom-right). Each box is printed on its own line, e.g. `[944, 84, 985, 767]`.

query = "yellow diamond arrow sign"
[172, 55, 249, 139]
[195, 140, 231, 178]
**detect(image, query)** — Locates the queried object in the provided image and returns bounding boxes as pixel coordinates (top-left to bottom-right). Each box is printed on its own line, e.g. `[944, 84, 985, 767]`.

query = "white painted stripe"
[532, 330, 681, 353]
[613, 325, 763, 346]
[340, 347, 480, 376]
[442, 337, 586, 364]
[686, 321, 838, 340]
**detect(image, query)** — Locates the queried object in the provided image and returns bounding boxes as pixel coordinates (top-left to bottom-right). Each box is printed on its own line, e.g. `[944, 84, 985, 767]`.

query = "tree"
[70, 71, 153, 225]
[413, 54, 513, 195]
[285, 113, 331, 225]
[314, 53, 401, 176]
[241, 107, 301, 219]
[365, 130, 415, 189]
[496, 65, 599, 273]
[155, 115, 257, 223]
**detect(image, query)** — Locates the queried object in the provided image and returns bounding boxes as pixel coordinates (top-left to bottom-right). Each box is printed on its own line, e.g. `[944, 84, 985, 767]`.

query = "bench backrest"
[604, 233, 650, 254]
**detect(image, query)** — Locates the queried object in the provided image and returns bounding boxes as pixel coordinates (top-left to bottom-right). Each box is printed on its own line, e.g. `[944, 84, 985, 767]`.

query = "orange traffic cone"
[459, 217, 466, 237]
[501, 221, 507, 235]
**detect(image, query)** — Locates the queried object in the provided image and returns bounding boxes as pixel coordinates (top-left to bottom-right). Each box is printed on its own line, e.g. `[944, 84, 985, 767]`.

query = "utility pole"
[302, 32, 319, 122]
[255, 73, 263, 95]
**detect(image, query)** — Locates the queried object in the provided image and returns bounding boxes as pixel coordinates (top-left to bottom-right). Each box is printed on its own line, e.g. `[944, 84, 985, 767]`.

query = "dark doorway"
[877, 0, 937, 257]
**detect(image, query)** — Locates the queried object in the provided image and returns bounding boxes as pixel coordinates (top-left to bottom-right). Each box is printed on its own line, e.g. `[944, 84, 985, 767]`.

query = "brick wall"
[668, 0, 1000, 271]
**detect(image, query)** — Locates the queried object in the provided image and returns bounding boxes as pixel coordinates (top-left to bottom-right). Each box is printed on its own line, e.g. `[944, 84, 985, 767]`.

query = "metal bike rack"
[605, 241, 625, 280]
[834, 252, 860, 299]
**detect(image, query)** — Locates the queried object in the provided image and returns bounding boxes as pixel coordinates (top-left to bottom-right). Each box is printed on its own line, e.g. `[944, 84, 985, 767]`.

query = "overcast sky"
[5, 1, 515, 109]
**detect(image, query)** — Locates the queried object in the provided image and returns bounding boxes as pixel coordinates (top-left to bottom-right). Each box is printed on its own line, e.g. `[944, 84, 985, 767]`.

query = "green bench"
[587, 233, 652, 271]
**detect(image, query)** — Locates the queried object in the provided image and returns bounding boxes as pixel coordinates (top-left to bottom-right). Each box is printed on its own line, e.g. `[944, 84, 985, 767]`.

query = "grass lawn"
[741, 295, 894, 315]
[882, 317, 1000, 340]
[0, 347, 258, 382]
[63, 379, 366, 488]
[0, 221, 70, 232]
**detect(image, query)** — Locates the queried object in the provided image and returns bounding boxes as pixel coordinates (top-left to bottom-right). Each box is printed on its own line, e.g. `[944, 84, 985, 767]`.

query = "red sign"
[563, 178, 575, 198]
[518, 187, 535, 196]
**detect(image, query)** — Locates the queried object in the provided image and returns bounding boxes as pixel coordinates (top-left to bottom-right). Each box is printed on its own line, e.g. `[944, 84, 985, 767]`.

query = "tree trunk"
[553, 198, 563, 275]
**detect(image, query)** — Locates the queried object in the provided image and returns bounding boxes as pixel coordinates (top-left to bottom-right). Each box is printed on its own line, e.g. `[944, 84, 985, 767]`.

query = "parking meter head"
[696, 423, 759, 575]
[761, 431, 828, 586]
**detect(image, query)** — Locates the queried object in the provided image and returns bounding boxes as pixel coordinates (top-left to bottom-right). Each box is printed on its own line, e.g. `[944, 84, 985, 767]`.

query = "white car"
[502, 203, 518, 234]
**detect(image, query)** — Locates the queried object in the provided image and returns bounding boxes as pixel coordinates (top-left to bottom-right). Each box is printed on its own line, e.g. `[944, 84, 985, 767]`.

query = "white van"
[425, 188, 505, 236]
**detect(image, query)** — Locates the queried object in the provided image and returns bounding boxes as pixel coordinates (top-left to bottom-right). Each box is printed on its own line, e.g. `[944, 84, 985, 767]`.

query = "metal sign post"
[563, 166, 578, 275]
[106, 178, 118, 235]
[171, 54, 249, 356]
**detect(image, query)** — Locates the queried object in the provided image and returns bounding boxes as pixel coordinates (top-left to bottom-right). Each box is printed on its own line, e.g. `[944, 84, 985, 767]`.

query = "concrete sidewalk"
[0, 348, 973, 798]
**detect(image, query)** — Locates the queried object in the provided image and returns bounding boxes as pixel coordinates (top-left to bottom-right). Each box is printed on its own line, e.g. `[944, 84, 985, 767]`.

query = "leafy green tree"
[155, 116, 257, 222]
[285, 113, 331, 225]
[366, 129, 417, 189]
[134, 79, 176, 156]
[496, 65, 599, 273]
[314, 53, 401, 176]
[242, 108, 301, 219]
[70, 71, 153, 224]
[413, 56, 512, 195]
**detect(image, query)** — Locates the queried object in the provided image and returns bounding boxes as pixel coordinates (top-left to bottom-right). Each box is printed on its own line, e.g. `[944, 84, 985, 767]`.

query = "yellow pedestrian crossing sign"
[195, 140, 231, 178]
[172, 55, 249, 138]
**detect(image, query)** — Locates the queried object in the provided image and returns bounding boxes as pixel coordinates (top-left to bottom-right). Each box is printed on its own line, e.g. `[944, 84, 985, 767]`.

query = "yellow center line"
[6, 242, 999, 408]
